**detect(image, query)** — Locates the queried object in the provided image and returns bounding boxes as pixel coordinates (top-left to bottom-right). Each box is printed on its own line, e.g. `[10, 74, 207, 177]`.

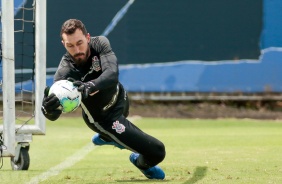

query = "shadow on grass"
[183, 166, 208, 184]
[116, 179, 168, 183]
[116, 166, 207, 183]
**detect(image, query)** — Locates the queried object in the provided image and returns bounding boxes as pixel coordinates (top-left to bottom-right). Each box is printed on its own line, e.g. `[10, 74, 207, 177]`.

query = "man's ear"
[61, 40, 65, 46]
[87, 33, 90, 43]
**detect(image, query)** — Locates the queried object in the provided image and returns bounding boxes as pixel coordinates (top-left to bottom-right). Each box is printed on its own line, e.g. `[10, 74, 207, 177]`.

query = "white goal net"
[0, 0, 46, 170]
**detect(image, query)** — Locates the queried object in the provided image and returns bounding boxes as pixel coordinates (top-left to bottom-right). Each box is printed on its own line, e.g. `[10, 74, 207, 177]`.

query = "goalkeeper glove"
[41, 86, 62, 121]
[68, 78, 97, 99]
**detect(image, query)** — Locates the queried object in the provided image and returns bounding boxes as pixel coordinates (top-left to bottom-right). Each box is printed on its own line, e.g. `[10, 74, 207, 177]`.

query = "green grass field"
[1, 117, 282, 184]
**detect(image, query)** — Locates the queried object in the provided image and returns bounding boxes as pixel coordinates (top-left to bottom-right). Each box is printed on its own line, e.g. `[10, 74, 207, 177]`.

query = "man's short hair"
[60, 19, 88, 39]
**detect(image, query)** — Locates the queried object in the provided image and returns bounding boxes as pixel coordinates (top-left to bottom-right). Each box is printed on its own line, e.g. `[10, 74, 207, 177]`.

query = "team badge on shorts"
[112, 120, 125, 134]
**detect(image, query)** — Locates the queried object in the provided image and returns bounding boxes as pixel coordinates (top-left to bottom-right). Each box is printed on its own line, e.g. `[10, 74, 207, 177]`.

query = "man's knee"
[154, 141, 166, 163]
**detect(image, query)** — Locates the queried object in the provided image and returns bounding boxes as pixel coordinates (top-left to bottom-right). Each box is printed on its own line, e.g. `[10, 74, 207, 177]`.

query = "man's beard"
[72, 48, 90, 66]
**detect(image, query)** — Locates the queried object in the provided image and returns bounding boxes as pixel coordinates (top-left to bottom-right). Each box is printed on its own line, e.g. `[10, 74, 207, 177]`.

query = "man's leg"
[129, 152, 165, 179]
[100, 115, 166, 179]
[82, 110, 166, 179]
[81, 111, 125, 149]
[91, 133, 125, 149]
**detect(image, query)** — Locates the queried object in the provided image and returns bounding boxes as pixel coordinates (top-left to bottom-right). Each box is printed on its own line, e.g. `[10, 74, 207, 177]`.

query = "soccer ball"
[48, 80, 82, 113]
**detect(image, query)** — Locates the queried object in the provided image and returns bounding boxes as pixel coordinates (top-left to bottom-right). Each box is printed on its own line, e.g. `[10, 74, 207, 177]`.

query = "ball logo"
[60, 96, 80, 113]
[112, 121, 125, 134]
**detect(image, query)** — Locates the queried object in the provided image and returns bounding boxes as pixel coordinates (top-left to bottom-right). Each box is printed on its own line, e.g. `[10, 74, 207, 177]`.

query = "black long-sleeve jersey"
[54, 36, 125, 122]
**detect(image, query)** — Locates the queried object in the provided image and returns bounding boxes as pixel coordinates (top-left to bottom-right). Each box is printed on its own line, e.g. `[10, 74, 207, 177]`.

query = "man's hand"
[41, 86, 62, 121]
[68, 78, 98, 99]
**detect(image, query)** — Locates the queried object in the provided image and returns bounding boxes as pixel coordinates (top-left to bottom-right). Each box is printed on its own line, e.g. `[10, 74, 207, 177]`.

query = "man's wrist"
[41, 106, 48, 115]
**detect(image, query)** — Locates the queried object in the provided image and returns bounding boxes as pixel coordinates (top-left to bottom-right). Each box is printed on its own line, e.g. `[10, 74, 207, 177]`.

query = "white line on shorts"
[26, 143, 95, 184]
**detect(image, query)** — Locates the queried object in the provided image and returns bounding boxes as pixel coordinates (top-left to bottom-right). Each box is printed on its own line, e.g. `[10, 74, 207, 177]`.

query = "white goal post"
[0, 0, 46, 157]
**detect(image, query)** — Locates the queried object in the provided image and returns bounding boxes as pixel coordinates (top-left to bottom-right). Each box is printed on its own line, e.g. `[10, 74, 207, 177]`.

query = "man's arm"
[42, 58, 73, 120]
[72, 36, 119, 99]
[41, 87, 62, 121]
[90, 36, 119, 91]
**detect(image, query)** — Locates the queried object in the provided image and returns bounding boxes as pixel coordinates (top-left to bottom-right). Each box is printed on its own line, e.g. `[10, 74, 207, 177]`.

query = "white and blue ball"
[48, 80, 82, 113]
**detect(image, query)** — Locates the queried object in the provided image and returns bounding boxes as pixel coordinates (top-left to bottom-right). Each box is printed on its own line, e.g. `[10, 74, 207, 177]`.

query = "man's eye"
[67, 45, 74, 48]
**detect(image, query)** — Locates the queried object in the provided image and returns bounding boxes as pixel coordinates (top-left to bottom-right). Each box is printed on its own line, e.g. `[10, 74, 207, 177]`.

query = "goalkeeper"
[41, 19, 166, 180]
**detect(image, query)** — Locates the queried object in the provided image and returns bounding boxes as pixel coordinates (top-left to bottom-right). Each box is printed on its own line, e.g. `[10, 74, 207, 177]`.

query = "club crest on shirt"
[92, 56, 101, 72]
[112, 120, 125, 134]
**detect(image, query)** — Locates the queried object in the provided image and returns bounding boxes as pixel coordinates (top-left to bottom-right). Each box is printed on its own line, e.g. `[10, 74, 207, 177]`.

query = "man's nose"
[74, 46, 80, 53]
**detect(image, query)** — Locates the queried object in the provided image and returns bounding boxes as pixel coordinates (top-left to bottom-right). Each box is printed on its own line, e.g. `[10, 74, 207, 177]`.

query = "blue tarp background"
[118, 48, 282, 93]
[17, 47, 282, 93]
[261, 0, 282, 48]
